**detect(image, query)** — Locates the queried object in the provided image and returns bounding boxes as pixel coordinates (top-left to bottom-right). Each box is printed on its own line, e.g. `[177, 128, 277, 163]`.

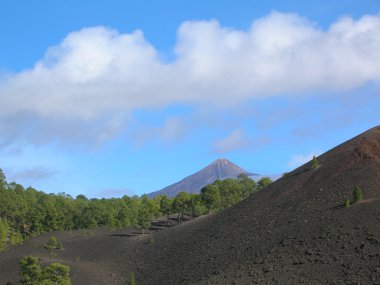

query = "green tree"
[160, 196, 172, 225]
[0, 218, 8, 250]
[0, 168, 7, 190]
[44, 236, 57, 257]
[141, 195, 159, 221]
[238, 174, 256, 198]
[42, 263, 71, 285]
[219, 178, 243, 208]
[311, 155, 319, 169]
[257, 177, 272, 191]
[137, 204, 151, 235]
[19, 256, 42, 285]
[353, 186, 363, 202]
[201, 185, 221, 213]
[187, 194, 204, 218]
[172, 192, 190, 223]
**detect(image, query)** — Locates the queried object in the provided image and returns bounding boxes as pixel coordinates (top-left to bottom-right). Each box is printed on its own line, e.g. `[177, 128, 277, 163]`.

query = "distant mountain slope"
[147, 158, 258, 198]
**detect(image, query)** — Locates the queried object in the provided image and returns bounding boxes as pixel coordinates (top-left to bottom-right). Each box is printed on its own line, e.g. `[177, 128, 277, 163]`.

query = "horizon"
[1, 1, 379, 198]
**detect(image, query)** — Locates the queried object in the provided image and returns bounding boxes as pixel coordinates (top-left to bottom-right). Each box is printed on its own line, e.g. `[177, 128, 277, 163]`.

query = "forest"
[0, 168, 271, 251]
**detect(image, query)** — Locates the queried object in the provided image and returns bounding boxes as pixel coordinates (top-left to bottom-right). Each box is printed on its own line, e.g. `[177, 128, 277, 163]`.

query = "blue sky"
[0, 1, 379, 198]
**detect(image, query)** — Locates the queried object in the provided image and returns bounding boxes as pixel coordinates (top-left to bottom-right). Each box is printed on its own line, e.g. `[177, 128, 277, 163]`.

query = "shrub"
[344, 198, 350, 208]
[353, 186, 363, 202]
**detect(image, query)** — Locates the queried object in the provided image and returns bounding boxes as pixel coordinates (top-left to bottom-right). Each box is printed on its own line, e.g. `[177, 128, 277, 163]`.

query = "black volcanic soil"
[1, 126, 380, 284]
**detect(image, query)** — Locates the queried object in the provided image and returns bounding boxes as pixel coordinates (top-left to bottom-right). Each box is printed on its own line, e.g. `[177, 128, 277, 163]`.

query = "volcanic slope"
[147, 158, 256, 198]
[121, 126, 380, 284]
[1, 126, 380, 284]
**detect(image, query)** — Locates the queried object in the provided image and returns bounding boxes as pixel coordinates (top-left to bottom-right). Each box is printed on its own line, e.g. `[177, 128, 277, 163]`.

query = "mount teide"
[147, 158, 258, 198]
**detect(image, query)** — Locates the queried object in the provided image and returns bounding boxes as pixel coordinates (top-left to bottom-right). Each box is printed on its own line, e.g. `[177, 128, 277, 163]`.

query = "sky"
[0, 0, 379, 198]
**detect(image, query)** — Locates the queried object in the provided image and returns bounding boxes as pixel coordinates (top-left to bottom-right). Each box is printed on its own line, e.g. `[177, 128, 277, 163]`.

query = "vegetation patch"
[19, 255, 71, 285]
[0, 167, 272, 250]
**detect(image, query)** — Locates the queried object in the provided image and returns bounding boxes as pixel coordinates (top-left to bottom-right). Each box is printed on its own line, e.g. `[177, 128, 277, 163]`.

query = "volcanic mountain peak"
[208, 158, 248, 170]
[147, 158, 257, 198]
[211, 158, 229, 164]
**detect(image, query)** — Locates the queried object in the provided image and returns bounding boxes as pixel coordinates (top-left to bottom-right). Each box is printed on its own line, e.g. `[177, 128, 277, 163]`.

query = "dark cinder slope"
[1, 126, 380, 285]
[125, 125, 380, 284]
[147, 158, 256, 198]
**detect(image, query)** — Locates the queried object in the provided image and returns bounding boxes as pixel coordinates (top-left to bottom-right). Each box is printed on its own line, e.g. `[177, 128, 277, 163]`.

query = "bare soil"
[1, 126, 380, 284]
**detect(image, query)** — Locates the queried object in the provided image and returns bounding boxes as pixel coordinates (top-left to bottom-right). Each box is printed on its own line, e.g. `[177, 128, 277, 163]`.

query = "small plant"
[58, 241, 64, 250]
[44, 236, 57, 257]
[311, 155, 319, 169]
[353, 186, 363, 202]
[130, 272, 136, 285]
[344, 198, 350, 208]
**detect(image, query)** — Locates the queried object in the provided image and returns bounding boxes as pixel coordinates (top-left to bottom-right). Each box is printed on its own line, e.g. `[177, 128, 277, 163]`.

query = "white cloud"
[213, 130, 249, 153]
[1, 12, 380, 145]
[133, 116, 189, 146]
[287, 152, 320, 169]
[9, 166, 57, 183]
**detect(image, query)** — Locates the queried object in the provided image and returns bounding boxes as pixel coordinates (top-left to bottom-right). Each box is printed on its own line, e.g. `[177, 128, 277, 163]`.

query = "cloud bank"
[1, 12, 380, 145]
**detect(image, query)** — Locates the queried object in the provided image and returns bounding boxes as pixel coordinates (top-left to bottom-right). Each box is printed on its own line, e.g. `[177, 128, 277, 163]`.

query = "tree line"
[0, 168, 271, 251]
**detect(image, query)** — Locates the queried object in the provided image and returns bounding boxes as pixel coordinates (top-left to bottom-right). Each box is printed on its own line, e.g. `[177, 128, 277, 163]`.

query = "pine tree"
[44, 236, 58, 257]
[43, 263, 71, 285]
[311, 155, 319, 169]
[19, 256, 42, 285]
[353, 186, 363, 202]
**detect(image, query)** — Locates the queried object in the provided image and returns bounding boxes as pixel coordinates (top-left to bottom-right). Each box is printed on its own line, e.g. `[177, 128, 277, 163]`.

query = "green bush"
[344, 198, 350, 208]
[353, 186, 363, 202]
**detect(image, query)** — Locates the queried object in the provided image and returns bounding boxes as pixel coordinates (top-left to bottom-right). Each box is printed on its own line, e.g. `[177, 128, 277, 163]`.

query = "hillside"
[1, 126, 380, 284]
[121, 125, 380, 284]
[148, 158, 257, 198]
